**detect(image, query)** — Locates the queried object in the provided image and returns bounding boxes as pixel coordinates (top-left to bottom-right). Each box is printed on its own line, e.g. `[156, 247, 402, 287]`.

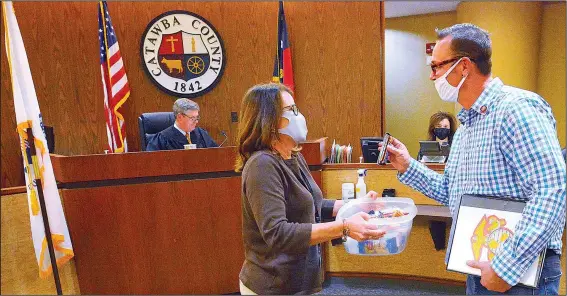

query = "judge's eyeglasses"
[181, 113, 201, 122]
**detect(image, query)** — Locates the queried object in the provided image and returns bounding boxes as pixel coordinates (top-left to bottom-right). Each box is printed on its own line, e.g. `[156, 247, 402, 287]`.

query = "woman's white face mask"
[434, 58, 467, 103]
[278, 110, 308, 144]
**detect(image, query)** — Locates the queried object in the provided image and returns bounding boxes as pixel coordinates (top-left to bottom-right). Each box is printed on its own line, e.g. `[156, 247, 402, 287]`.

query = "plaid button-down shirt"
[399, 78, 566, 286]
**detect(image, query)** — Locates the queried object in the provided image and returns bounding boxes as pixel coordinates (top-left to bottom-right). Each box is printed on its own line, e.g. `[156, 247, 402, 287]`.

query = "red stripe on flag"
[282, 48, 294, 91]
[108, 52, 121, 66]
[111, 68, 126, 85]
[111, 86, 129, 105]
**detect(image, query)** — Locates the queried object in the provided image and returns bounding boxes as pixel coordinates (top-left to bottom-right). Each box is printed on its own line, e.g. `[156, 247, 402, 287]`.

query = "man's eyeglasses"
[283, 104, 299, 116]
[430, 57, 461, 75]
[181, 113, 200, 122]
[430, 56, 475, 75]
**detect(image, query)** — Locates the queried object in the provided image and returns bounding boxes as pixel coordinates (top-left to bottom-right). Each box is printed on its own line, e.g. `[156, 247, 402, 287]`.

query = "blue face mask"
[434, 128, 451, 140]
[278, 110, 308, 144]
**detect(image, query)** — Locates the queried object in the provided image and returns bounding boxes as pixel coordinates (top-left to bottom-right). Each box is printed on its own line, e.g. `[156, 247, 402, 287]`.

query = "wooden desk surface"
[322, 163, 445, 171]
[51, 147, 238, 183]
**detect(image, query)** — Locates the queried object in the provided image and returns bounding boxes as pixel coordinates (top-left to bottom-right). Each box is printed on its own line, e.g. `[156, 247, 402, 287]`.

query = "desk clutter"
[329, 140, 353, 163]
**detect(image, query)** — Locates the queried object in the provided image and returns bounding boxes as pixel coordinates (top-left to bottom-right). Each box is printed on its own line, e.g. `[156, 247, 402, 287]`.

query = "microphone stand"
[219, 131, 228, 147]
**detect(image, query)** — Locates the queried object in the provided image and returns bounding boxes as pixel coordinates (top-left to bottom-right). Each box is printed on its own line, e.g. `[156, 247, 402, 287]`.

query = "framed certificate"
[446, 194, 546, 288]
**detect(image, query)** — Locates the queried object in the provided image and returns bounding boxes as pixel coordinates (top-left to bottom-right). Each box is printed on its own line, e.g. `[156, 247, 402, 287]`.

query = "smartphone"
[377, 133, 392, 165]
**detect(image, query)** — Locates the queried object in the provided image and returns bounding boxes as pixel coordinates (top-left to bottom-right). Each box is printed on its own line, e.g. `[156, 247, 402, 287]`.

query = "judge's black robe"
[146, 125, 218, 151]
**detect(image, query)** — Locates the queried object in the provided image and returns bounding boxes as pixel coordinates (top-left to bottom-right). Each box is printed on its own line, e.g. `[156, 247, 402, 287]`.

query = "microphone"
[219, 130, 228, 147]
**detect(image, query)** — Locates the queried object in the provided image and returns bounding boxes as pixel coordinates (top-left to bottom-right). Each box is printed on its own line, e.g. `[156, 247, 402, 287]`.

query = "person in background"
[235, 83, 384, 295]
[418, 111, 457, 161]
[427, 111, 457, 145]
[383, 23, 565, 294]
[146, 98, 217, 151]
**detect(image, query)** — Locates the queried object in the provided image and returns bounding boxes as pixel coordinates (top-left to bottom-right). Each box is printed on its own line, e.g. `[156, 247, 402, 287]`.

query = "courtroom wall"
[385, 12, 458, 158]
[537, 2, 566, 148]
[1, 2, 384, 187]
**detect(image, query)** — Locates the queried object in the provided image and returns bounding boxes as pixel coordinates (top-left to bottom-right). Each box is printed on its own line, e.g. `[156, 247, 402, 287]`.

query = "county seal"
[140, 11, 226, 98]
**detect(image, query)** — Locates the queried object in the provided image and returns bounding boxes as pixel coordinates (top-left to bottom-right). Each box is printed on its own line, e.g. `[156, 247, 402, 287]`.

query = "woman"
[427, 111, 457, 145]
[235, 83, 384, 295]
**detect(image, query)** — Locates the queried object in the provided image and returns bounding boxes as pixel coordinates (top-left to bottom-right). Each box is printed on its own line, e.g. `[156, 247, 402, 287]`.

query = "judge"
[146, 98, 218, 151]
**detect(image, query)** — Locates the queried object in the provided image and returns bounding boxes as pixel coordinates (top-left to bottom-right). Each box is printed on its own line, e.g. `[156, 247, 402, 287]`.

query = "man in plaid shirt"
[384, 24, 565, 294]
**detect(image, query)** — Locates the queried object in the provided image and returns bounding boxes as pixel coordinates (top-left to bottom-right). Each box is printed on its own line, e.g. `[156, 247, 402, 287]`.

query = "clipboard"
[446, 194, 546, 288]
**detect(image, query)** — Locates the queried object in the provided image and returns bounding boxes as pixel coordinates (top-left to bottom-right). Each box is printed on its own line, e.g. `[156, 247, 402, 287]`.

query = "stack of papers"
[329, 140, 352, 163]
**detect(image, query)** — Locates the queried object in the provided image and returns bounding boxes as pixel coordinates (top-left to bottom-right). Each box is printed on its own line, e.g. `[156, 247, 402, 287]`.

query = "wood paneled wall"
[1, 2, 384, 188]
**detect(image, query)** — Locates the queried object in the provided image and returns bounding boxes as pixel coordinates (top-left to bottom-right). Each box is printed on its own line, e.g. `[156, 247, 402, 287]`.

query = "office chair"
[138, 112, 176, 151]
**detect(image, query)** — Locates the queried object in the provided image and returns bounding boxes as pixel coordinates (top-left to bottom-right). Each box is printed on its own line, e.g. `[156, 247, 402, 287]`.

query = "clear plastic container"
[336, 197, 417, 256]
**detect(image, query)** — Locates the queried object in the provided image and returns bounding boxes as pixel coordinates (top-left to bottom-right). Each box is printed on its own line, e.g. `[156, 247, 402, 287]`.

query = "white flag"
[2, 1, 74, 278]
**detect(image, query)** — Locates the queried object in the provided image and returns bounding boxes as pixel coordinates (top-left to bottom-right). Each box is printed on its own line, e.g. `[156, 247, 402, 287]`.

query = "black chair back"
[44, 126, 55, 153]
[138, 112, 176, 151]
[360, 137, 383, 163]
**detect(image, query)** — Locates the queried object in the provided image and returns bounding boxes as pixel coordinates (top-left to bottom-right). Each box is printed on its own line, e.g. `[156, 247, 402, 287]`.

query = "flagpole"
[26, 128, 63, 295]
[277, 1, 282, 81]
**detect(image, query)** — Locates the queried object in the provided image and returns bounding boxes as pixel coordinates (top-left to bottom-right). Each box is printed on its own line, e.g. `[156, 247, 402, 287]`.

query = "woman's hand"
[334, 191, 379, 216]
[364, 190, 380, 199]
[346, 212, 385, 242]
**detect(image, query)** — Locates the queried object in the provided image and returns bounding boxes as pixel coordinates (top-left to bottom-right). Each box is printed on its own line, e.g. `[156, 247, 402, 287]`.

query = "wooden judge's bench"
[51, 139, 327, 295]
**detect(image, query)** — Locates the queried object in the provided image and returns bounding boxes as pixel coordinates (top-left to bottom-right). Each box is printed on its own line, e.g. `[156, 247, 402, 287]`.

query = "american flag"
[98, 1, 129, 153]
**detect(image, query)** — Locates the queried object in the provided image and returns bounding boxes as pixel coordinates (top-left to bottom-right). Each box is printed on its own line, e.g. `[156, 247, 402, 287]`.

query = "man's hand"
[379, 136, 412, 173]
[466, 260, 512, 293]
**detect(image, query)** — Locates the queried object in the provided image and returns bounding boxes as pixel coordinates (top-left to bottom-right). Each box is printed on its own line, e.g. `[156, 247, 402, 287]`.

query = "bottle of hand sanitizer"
[355, 169, 367, 199]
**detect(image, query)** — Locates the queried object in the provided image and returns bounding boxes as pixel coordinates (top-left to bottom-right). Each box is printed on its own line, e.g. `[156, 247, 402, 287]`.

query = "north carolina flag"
[272, 1, 294, 91]
[2, 1, 74, 278]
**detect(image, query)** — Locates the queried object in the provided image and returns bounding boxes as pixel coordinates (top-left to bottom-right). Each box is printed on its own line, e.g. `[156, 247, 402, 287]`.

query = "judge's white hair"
[173, 98, 199, 117]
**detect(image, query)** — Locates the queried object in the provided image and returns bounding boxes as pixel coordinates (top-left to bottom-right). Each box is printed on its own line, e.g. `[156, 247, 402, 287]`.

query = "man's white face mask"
[434, 57, 467, 103]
